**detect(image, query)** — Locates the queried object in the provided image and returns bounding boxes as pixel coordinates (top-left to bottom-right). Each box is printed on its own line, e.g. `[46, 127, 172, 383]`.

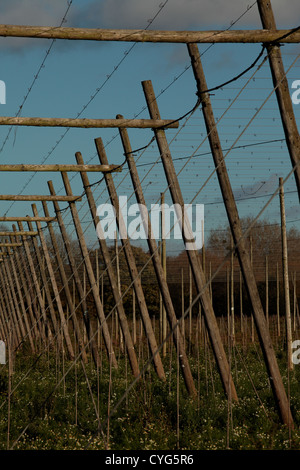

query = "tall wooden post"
[117, 118, 197, 397]
[141, 81, 237, 401]
[187, 42, 293, 426]
[257, 0, 300, 201]
[47, 180, 116, 369]
[279, 178, 293, 371]
[83, 146, 166, 381]
[61, 171, 139, 379]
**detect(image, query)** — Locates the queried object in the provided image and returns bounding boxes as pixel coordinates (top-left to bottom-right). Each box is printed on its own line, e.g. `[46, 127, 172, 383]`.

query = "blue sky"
[0, 0, 299, 254]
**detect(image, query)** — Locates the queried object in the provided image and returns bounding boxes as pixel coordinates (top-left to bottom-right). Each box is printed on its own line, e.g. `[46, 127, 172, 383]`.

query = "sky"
[0, 0, 299, 254]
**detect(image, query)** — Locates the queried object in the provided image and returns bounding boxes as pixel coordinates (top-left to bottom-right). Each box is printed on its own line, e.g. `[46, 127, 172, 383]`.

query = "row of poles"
[0, 0, 299, 431]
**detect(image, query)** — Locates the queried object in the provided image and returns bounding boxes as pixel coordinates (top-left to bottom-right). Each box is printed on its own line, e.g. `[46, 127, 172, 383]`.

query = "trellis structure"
[0, 0, 299, 445]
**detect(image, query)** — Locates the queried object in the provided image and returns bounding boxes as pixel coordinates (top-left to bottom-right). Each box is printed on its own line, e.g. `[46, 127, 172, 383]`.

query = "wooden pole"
[187, 42, 293, 426]
[0, 164, 121, 173]
[118, 118, 197, 397]
[0, 24, 299, 43]
[47, 180, 112, 368]
[86, 145, 166, 381]
[257, 0, 300, 201]
[70, 161, 140, 378]
[279, 178, 293, 371]
[0, 116, 178, 129]
[141, 81, 237, 401]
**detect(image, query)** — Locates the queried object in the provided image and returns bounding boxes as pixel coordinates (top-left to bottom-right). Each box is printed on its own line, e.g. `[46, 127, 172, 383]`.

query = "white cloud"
[70, 0, 300, 29]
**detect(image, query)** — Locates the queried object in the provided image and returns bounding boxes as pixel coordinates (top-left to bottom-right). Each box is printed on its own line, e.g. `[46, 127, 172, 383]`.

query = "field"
[0, 316, 299, 451]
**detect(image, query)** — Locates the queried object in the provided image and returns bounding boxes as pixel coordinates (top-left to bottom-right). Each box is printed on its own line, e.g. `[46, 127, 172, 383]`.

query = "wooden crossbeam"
[0, 116, 178, 129]
[0, 25, 299, 43]
[0, 195, 82, 202]
[0, 164, 121, 173]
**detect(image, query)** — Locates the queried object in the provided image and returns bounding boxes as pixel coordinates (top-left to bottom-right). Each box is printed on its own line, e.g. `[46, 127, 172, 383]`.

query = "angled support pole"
[60, 172, 140, 378]
[117, 119, 197, 397]
[257, 0, 300, 201]
[76, 149, 165, 381]
[140, 81, 238, 402]
[0, 116, 178, 129]
[187, 42, 293, 427]
[0, 164, 122, 173]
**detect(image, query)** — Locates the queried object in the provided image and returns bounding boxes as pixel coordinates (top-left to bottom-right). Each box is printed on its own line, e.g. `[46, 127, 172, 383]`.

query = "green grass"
[0, 344, 299, 450]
